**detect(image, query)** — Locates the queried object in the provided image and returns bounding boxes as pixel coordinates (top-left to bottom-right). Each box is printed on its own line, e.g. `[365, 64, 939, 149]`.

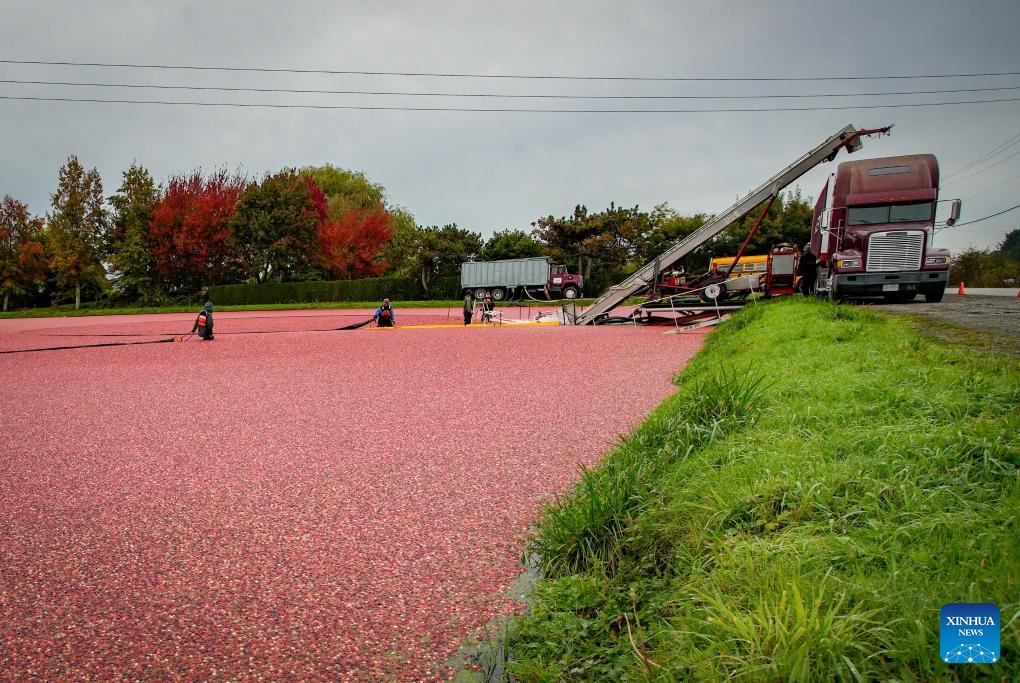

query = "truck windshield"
[847, 201, 933, 226]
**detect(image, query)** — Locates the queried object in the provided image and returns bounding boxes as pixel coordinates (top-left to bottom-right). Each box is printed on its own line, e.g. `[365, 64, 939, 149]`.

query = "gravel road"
[869, 290, 1020, 357]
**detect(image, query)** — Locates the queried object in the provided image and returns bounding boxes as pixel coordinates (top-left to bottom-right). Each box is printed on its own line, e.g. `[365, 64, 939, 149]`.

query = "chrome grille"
[867, 231, 924, 272]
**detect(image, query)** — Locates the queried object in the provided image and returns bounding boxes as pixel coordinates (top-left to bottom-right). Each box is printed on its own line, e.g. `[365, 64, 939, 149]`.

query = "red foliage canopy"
[316, 206, 394, 280]
[149, 171, 246, 292]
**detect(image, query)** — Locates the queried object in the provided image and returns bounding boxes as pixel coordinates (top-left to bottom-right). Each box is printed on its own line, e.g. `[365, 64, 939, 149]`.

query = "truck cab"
[548, 264, 583, 299]
[812, 154, 952, 302]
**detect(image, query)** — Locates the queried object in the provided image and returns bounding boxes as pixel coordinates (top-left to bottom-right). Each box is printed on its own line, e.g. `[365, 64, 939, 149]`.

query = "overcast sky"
[2, 0, 1019, 255]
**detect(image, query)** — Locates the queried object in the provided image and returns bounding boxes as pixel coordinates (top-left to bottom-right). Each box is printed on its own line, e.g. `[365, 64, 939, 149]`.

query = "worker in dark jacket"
[373, 298, 395, 327]
[191, 301, 214, 340]
[797, 244, 817, 296]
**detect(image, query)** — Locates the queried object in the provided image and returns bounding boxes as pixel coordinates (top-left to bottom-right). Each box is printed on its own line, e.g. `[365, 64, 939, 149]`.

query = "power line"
[3, 78, 1020, 100]
[2, 58, 1020, 82]
[952, 202, 1020, 227]
[943, 147, 1020, 186]
[943, 131, 1020, 179]
[3, 94, 1020, 113]
[963, 171, 1020, 201]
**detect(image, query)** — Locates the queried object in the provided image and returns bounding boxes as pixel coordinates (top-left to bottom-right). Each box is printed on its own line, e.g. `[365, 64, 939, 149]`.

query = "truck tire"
[924, 287, 945, 303]
[490, 288, 506, 301]
[474, 289, 489, 300]
[562, 286, 579, 300]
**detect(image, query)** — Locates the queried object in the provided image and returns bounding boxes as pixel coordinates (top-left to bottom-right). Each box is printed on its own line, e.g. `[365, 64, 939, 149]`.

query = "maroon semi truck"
[810, 153, 958, 302]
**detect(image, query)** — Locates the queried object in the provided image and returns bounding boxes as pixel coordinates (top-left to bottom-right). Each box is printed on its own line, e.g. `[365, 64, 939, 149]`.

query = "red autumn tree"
[316, 205, 394, 280]
[149, 170, 247, 296]
[0, 195, 47, 311]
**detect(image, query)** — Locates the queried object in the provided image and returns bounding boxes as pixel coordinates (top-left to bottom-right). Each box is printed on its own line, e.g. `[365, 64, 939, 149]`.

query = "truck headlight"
[837, 258, 861, 269]
[925, 256, 949, 265]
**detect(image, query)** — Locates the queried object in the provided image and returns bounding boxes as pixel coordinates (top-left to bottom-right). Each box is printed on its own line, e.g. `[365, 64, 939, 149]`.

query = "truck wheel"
[562, 286, 579, 300]
[924, 288, 945, 303]
[491, 288, 506, 301]
[474, 289, 489, 300]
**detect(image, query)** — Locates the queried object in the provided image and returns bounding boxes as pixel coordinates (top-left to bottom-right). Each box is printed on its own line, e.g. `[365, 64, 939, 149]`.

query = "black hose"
[335, 318, 373, 330]
[0, 337, 178, 355]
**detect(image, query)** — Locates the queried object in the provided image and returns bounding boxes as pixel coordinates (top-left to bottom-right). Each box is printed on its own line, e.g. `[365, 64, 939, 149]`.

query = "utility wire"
[952, 202, 1020, 227]
[2, 58, 1020, 82]
[3, 78, 1020, 100]
[942, 131, 1020, 179]
[963, 171, 1020, 201]
[3, 94, 1020, 113]
[943, 147, 1020, 186]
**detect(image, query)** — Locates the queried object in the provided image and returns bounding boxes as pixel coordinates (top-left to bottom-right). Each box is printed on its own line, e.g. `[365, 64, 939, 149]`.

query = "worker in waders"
[191, 301, 215, 340]
[373, 298, 395, 327]
[463, 293, 474, 325]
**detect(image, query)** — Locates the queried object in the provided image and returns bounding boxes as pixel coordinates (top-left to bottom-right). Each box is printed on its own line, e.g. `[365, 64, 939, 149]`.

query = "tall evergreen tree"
[108, 164, 158, 304]
[47, 156, 109, 310]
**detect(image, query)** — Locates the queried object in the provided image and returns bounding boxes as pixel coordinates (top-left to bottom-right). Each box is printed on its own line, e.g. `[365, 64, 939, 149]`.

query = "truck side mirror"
[945, 199, 962, 226]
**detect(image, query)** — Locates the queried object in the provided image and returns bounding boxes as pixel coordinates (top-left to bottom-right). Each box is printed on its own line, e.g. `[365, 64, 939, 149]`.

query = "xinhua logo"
[941, 603, 1000, 664]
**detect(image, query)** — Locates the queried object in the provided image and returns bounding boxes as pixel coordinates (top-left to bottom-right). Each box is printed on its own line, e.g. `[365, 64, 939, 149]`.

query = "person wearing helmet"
[373, 298, 395, 327]
[191, 300, 215, 340]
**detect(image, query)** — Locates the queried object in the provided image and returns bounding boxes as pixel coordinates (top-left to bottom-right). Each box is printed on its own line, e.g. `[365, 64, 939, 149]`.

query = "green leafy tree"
[641, 203, 709, 272]
[998, 228, 1020, 261]
[532, 203, 649, 292]
[108, 164, 159, 304]
[478, 229, 543, 261]
[299, 165, 386, 217]
[377, 207, 419, 277]
[722, 189, 811, 255]
[949, 246, 1020, 287]
[230, 170, 326, 283]
[47, 156, 110, 309]
[0, 196, 46, 311]
[677, 189, 814, 274]
[410, 224, 482, 290]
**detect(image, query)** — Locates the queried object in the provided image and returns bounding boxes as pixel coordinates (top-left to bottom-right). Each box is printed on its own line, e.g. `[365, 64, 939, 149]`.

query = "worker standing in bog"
[463, 293, 474, 325]
[191, 300, 215, 340]
[373, 298, 395, 327]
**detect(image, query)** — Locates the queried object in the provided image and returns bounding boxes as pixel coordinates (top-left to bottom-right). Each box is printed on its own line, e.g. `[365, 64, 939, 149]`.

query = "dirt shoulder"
[871, 292, 1020, 357]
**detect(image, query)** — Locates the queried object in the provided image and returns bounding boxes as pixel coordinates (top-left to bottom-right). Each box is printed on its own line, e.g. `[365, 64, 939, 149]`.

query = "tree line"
[947, 230, 1020, 288]
[1, 156, 819, 311]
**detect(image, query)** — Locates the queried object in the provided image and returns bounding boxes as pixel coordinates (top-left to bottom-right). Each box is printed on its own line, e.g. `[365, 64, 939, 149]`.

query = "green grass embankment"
[504, 297, 1018, 681]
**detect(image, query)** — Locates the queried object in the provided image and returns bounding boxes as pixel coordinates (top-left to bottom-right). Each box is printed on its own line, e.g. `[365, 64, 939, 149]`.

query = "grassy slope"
[505, 297, 1019, 681]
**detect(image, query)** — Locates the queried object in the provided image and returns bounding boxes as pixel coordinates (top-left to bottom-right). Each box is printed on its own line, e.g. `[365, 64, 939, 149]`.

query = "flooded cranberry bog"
[0, 308, 706, 681]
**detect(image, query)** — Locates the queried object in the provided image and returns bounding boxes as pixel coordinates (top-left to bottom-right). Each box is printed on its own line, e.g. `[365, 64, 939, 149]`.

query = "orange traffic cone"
[957, 282, 966, 295]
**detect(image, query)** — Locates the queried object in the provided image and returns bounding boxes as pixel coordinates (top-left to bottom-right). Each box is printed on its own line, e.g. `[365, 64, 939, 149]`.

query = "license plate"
[882, 284, 899, 292]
